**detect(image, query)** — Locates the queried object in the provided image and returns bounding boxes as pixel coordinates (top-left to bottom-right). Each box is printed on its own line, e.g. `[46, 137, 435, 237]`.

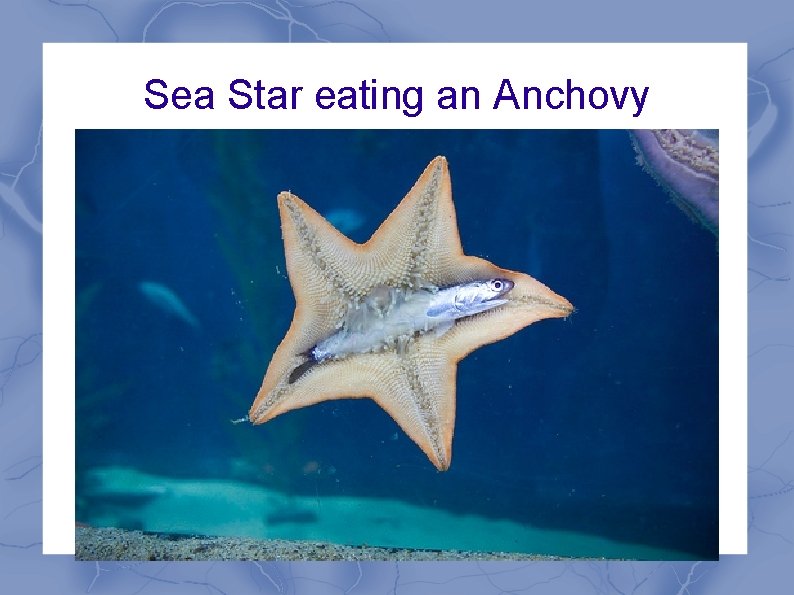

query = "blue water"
[75, 130, 718, 559]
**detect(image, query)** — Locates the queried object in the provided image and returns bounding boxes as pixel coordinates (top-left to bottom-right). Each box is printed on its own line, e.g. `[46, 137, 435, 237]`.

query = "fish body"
[137, 281, 200, 329]
[289, 279, 512, 382]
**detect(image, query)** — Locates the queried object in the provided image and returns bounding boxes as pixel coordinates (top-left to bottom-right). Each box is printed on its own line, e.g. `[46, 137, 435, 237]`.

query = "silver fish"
[289, 278, 513, 383]
[425, 278, 513, 320]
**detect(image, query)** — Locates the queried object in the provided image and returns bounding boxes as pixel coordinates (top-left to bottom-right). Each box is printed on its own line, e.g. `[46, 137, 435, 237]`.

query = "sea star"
[249, 156, 572, 470]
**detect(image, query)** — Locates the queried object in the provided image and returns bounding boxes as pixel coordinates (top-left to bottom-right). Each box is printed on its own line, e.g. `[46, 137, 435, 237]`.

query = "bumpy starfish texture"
[250, 156, 572, 470]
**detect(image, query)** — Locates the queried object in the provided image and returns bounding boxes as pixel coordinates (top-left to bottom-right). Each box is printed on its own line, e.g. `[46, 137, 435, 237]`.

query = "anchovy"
[288, 278, 513, 383]
[425, 278, 513, 320]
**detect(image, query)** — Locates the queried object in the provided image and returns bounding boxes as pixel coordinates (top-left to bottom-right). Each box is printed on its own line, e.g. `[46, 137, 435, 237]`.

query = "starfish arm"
[363, 156, 466, 288]
[250, 348, 457, 471]
[367, 344, 457, 471]
[278, 156, 462, 304]
[251, 354, 383, 424]
[278, 191, 364, 334]
[439, 256, 574, 360]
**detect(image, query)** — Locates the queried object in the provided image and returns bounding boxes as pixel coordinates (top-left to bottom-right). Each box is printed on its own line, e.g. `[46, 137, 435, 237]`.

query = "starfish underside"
[249, 156, 572, 470]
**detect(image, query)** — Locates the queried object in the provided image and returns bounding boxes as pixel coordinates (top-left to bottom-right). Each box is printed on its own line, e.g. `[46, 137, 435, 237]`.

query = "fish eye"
[492, 280, 502, 290]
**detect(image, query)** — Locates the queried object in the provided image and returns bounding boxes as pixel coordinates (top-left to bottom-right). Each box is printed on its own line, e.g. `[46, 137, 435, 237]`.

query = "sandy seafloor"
[75, 467, 690, 561]
[75, 527, 569, 561]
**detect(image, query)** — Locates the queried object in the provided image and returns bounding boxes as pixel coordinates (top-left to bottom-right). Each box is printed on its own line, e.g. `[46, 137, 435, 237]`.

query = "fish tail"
[288, 352, 318, 384]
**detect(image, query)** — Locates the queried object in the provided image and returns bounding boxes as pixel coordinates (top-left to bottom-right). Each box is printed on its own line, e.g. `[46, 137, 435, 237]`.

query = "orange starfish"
[250, 157, 572, 470]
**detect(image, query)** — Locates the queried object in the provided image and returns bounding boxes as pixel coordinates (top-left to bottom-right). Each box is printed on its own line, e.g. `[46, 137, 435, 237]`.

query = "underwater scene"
[75, 130, 718, 560]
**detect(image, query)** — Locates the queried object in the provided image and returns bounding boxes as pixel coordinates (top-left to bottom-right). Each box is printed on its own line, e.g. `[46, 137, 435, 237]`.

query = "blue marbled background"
[2, 1, 792, 593]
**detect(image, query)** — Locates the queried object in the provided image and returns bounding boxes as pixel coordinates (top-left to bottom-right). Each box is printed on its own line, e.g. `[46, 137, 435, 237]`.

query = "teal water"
[75, 130, 718, 559]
